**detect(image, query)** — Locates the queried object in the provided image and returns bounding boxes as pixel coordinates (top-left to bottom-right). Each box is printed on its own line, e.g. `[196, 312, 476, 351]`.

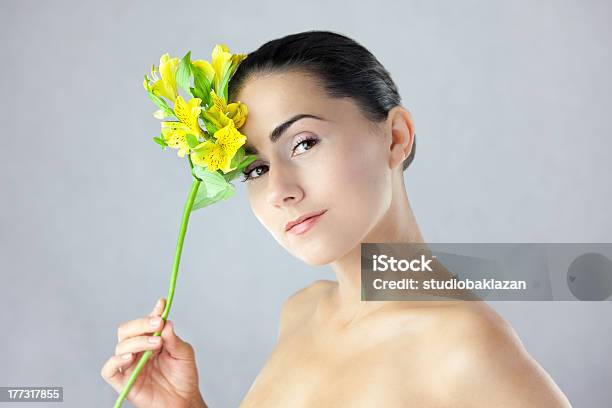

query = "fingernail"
[155, 298, 163, 308]
[121, 353, 132, 360]
[148, 336, 161, 344]
[150, 317, 161, 327]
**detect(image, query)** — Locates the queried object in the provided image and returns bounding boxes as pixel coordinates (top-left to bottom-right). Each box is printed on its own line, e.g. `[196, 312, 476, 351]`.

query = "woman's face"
[235, 70, 400, 266]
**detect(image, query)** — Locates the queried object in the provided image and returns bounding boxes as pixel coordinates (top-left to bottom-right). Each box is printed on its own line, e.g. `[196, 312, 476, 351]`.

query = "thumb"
[160, 320, 195, 360]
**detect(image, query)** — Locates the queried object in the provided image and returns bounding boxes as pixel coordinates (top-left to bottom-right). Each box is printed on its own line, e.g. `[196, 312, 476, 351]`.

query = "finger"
[101, 353, 134, 391]
[160, 320, 195, 360]
[117, 314, 165, 343]
[115, 335, 163, 356]
[149, 297, 166, 317]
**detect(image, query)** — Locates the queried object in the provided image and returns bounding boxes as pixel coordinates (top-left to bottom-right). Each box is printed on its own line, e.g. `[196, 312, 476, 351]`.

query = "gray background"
[1, 0, 610, 407]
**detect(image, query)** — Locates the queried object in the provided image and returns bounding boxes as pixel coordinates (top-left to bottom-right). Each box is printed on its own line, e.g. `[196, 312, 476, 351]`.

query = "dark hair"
[228, 30, 416, 171]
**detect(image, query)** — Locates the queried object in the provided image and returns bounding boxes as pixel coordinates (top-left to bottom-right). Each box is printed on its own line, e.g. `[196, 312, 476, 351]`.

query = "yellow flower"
[227, 100, 248, 129]
[201, 90, 231, 131]
[161, 122, 191, 158]
[201, 107, 231, 132]
[160, 95, 204, 157]
[230, 52, 248, 75]
[173, 95, 203, 137]
[191, 59, 215, 86]
[210, 88, 227, 112]
[149, 54, 179, 101]
[210, 44, 232, 92]
[190, 121, 246, 173]
[203, 89, 248, 130]
[191, 44, 247, 94]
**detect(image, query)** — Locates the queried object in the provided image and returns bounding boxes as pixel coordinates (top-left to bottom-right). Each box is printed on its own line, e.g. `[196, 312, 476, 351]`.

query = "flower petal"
[191, 141, 226, 172]
[192, 59, 215, 84]
[227, 101, 248, 128]
[157, 53, 179, 100]
[161, 125, 190, 157]
[211, 44, 232, 91]
[173, 95, 203, 137]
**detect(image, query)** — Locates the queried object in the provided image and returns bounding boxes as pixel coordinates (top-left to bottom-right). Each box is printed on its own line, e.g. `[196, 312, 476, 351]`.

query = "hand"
[101, 298, 206, 408]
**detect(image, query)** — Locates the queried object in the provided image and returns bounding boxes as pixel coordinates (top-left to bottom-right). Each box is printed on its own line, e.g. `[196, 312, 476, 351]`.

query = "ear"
[387, 106, 415, 171]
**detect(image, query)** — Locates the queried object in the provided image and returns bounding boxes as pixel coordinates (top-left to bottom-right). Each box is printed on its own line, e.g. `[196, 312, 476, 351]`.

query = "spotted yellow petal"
[173, 95, 203, 137]
[161, 123, 190, 157]
[190, 122, 246, 173]
[190, 141, 228, 172]
[214, 122, 247, 165]
[210, 89, 227, 113]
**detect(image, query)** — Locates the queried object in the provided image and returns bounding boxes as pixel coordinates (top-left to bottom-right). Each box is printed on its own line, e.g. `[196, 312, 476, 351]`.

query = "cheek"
[243, 135, 392, 265]
[330, 134, 390, 205]
[247, 185, 289, 245]
[247, 189, 271, 230]
[313, 135, 392, 244]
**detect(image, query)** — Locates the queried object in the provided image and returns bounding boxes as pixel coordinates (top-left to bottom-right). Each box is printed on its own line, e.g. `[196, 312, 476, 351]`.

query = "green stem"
[113, 177, 201, 408]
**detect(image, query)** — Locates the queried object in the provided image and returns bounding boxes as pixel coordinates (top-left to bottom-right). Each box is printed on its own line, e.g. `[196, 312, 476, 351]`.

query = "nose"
[265, 164, 304, 208]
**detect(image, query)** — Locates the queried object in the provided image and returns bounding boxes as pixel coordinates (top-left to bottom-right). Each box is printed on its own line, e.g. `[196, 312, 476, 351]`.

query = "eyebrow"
[244, 113, 326, 155]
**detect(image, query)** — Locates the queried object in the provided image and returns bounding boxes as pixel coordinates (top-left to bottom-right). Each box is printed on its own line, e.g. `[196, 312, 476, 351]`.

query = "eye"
[240, 135, 319, 182]
[240, 163, 269, 182]
[292, 135, 319, 156]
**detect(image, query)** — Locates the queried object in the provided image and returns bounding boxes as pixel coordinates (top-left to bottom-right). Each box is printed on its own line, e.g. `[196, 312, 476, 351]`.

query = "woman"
[101, 30, 572, 407]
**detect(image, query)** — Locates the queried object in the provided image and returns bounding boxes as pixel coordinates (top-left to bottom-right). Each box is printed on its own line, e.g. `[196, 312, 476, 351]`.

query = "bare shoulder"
[426, 301, 572, 407]
[278, 279, 336, 339]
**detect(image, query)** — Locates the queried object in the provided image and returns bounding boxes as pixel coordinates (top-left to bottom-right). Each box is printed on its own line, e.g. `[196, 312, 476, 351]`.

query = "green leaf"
[192, 182, 208, 209]
[199, 112, 218, 135]
[153, 136, 168, 149]
[222, 169, 240, 183]
[190, 86, 204, 100]
[230, 146, 245, 169]
[176, 51, 193, 95]
[222, 154, 257, 182]
[238, 154, 257, 171]
[193, 66, 212, 106]
[218, 66, 232, 102]
[191, 167, 235, 210]
[147, 91, 174, 117]
[192, 166, 227, 194]
[185, 133, 199, 148]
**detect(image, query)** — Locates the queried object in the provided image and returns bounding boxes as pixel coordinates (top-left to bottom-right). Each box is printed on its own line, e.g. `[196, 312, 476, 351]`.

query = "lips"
[285, 210, 327, 232]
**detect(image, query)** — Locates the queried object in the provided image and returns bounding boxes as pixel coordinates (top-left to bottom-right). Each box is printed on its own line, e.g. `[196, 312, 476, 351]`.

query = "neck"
[328, 176, 425, 325]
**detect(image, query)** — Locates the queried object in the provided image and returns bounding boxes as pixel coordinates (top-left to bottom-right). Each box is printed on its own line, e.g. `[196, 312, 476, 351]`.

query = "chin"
[285, 232, 361, 267]
[270, 211, 370, 266]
